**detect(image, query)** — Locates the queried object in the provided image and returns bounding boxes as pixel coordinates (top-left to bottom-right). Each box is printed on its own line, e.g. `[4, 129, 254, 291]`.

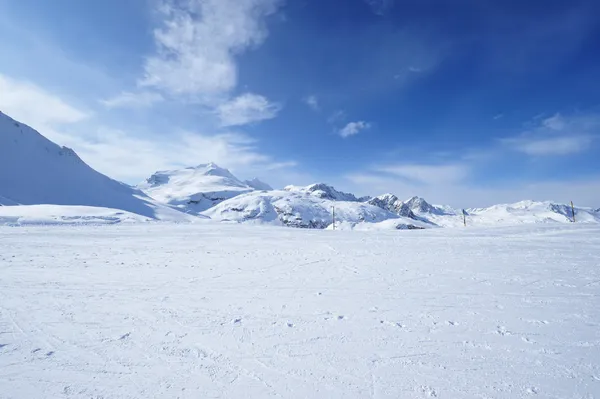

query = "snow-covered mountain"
[0, 111, 193, 222]
[364, 194, 599, 228]
[202, 189, 429, 229]
[2, 110, 597, 229]
[137, 163, 270, 213]
[284, 183, 359, 202]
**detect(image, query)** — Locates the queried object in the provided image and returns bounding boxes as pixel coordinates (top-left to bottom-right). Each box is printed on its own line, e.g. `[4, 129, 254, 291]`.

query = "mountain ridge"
[1, 111, 598, 228]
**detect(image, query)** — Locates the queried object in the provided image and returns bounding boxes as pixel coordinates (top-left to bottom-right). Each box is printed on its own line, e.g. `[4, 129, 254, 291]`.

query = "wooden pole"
[332, 205, 336, 230]
[571, 201, 575, 223]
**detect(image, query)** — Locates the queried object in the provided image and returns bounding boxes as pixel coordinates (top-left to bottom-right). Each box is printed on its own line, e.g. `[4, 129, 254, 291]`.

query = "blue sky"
[1, 0, 599, 207]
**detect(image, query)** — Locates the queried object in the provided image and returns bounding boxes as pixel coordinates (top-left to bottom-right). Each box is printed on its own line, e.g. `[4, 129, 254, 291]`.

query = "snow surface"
[0, 205, 170, 225]
[138, 163, 263, 213]
[1, 223, 599, 398]
[202, 189, 399, 228]
[0, 111, 193, 222]
[329, 218, 431, 231]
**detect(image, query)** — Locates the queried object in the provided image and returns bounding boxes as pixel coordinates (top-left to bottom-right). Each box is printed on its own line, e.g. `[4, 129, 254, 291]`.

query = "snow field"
[1, 224, 599, 398]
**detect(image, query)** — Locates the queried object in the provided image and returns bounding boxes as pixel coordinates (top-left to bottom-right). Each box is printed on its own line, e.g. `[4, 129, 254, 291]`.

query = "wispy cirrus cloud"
[339, 121, 371, 138]
[0, 73, 89, 130]
[63, 127, 293, 182]
[303, 95, 319, 111]
[217, 93, 281, 127]
[506, 136, 594, 156]
[375, 163, 469, 185]
[502, 112, 599, 156]
[100, 91, 164, 109]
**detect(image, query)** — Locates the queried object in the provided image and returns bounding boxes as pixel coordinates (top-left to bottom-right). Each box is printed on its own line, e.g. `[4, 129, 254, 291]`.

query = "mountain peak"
[368, 193, 415, 219]
[191, 162, 237, 179]
[377, 193, 399, 202]
[285, 183, 358, 202]
[404, 196, 433, 212]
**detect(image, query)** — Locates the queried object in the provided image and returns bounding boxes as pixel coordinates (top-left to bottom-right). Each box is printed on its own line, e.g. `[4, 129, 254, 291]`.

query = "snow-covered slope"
[0, 111, 194, 221]
[244, 178, 273, 191]
[0, 205, 156, 225]
[284, 183, 359, 202]
[138, 163, 268, 213]
[465, 200, 600, 226]
[201, 189, 425, 229]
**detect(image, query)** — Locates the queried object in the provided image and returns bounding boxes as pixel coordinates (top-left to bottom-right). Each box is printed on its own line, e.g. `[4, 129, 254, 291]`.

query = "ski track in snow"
[1, 224, 599, 398]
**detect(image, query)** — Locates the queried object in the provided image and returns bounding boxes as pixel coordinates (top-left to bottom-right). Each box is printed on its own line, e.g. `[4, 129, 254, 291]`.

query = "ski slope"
[1, 224, 599, 398]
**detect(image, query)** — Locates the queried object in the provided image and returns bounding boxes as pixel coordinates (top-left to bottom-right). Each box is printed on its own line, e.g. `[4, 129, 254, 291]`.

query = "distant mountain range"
[1, 111, 598, 228]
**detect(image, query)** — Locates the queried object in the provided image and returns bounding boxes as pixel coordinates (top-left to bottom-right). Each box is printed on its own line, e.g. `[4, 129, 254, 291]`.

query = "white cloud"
[0, 74, 89, 130]
[328, 110, 346, 124]
[0, 74, 295, 184]
[304, 95, 319, 111]
[542, 113, 567, 130]
[375, 163, 469, 185]
[216, 93, 281, 126]
[506, 135, 594, 156]
[339, 121, 371, 138]
[504, 112, 599, 156]
[60, 127, 291, 182]
[140, 0, 281, 100]
[341, 111, 600, 208]
[101, 91, 164, 109]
